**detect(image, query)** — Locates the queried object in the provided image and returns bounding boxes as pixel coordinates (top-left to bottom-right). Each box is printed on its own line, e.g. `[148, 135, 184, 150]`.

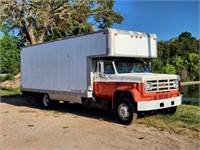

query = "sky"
[113, 0, 199, 41]
[0, 0, 199, 41]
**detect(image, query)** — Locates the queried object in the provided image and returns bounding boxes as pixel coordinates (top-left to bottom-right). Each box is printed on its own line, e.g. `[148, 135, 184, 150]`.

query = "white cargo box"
[21, 28, 157, 102]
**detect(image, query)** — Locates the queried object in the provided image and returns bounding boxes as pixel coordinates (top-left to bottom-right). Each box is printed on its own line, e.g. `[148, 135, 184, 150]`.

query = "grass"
[0, 87, 21, 97]
[137, 104, 200, 138]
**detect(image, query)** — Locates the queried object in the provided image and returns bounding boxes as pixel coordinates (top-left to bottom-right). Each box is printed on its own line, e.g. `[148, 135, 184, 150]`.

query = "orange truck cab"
[91, 59, 181, 124]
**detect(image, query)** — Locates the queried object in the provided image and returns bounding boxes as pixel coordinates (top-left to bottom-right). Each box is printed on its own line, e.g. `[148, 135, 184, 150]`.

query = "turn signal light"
[133, 83, 138, 89]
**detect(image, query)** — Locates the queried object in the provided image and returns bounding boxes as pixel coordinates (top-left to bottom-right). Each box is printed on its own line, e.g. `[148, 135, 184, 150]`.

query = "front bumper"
[137, 95, 182, 111]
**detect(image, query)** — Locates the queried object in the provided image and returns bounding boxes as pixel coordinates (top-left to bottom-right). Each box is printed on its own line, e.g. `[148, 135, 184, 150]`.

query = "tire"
[42, 94, 53, 109]
[160, 106, 177, 115]
[115, 98, 137, 125]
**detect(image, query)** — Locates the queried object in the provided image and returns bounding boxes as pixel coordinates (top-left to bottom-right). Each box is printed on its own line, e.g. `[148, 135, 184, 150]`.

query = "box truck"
[21, 28, 182, 125]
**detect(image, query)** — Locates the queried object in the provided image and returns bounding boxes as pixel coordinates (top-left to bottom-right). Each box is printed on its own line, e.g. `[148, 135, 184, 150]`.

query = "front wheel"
[115, 98, 137, 125]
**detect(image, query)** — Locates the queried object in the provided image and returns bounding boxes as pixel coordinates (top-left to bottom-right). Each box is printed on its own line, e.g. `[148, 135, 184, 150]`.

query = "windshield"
[115, 60, 151, 73]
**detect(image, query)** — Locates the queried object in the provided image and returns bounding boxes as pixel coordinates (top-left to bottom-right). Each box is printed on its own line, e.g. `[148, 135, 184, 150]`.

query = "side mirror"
[97, 61, 104, 76]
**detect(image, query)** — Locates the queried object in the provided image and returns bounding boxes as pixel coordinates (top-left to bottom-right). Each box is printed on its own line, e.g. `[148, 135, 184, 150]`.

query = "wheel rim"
[43, 95, 49, 107]
[118, 103, 130, 121]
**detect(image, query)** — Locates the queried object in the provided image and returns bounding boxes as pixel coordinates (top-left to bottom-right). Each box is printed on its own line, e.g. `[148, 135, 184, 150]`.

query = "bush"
[0, 26, 20, 75]
[162, 64, 176, 74]
[0, 74, 14, 82]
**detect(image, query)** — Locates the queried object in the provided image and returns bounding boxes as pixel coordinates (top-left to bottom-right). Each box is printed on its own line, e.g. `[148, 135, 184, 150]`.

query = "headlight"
[146, 82, 152, 91]
[172, 80, 178, 88]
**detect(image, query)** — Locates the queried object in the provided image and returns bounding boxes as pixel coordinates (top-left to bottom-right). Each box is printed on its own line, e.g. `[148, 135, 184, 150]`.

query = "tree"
[169, 32, 199, 57]
[186, 53, 199, 81]
[157, 41, 170, 64]
[151, 59, 164, 73]
[0, 0, 123, 45]
[172, 55, 185, 72]
[161, 64, 176, 74]
[152, 31, 199, 81]
[0, 25, 20, 75]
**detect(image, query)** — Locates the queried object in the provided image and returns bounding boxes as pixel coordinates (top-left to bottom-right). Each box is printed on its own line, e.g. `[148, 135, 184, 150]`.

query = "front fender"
[112, 86, 141, 109]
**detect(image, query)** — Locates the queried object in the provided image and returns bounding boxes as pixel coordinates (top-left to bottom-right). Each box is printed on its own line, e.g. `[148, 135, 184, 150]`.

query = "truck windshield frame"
[115, 60, 151, 74]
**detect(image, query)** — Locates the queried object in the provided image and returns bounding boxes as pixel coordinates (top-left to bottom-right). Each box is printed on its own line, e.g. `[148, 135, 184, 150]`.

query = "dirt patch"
[0, 74, 20, 89]
[0, 96, 199, 150]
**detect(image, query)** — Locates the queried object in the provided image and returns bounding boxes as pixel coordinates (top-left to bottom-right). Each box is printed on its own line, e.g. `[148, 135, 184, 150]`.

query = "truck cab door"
[93, 60, 116, 99]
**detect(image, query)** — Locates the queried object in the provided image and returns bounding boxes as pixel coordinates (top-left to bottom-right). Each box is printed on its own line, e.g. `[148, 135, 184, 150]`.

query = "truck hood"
[108, 73, 180, 83]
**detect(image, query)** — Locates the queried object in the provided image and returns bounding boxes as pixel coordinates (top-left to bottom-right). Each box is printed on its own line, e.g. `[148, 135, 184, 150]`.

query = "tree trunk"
[37, 29, 46, 43]
[28, 24, 36, 45]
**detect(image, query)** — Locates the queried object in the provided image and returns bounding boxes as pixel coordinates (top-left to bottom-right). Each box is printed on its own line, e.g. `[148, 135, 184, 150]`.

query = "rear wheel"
[115, 98, 137, 125]
[42, 94, 53, 109]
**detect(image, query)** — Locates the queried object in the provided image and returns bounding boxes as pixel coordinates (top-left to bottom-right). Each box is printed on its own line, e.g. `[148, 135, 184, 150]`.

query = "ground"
[0, 95, 199, 150]
[0, 74, 20, 89]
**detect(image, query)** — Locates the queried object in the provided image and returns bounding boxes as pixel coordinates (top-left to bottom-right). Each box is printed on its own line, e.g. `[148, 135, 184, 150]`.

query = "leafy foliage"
[152, 32, 199, 81]
[0, 0, 123, 45]
[0, 25, 20, 75]
[161, 64, 176, 74]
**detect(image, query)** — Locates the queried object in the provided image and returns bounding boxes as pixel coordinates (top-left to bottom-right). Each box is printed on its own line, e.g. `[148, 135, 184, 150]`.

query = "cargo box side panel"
[21, 32, 107, 97]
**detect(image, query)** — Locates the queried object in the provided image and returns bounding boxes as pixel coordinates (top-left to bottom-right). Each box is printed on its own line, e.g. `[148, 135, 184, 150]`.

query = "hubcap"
[118, 103, 130, 121]
[43, 95, 49, 107]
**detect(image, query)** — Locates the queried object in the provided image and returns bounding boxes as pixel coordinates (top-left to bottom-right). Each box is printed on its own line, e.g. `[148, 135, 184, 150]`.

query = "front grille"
[152, 94, 173, 100]
[145, 79, 178, 93]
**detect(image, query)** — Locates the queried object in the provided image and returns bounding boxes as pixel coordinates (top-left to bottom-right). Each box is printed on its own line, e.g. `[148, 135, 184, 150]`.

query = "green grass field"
[137, 104, 200, 138]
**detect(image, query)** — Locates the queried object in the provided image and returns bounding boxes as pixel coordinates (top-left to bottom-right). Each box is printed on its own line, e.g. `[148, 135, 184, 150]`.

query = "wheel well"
[113, 90, 134, 108]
